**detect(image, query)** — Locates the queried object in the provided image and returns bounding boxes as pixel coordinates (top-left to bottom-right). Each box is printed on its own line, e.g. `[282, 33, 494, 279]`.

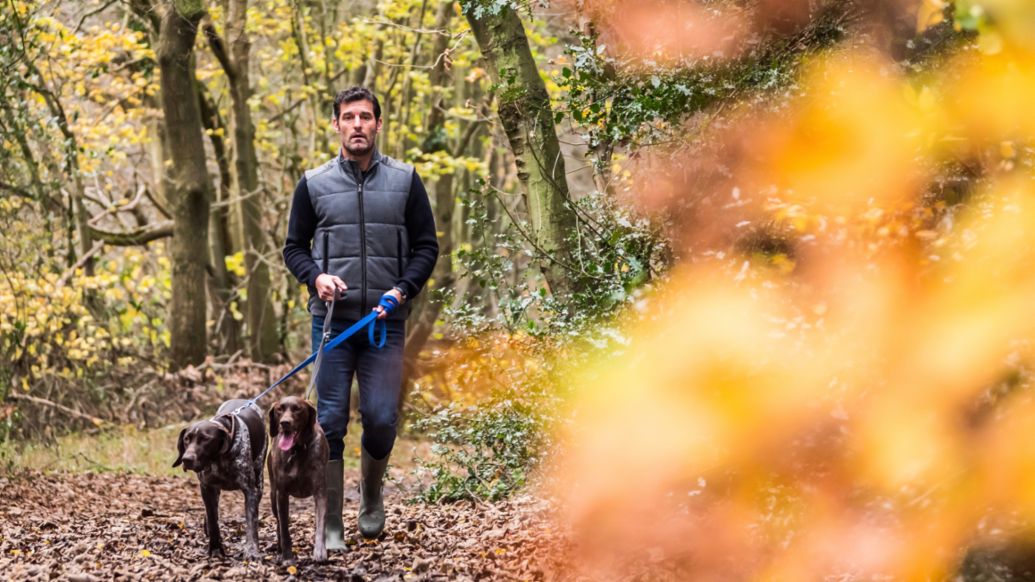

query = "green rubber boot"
[358, 447, 389, 539]
[324, 460, 347, 551]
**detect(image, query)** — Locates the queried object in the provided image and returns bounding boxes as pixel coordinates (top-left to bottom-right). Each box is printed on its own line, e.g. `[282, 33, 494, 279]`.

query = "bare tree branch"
[88, 221, 174, 246]
[86, 185, 150, 226]
[7, 392, 106, 427]
[145, 187, 172, 219]
[56, 241, 105, 287]
[268, 67, 351, 124]
[75, 0, 120, 33]
[202, 21, 237, 82]
[0, 179, 35, 200]
[125, 0, 162, 34]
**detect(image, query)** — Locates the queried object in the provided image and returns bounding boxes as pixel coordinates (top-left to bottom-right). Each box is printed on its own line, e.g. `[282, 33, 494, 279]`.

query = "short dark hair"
[332, 86, 381, 120]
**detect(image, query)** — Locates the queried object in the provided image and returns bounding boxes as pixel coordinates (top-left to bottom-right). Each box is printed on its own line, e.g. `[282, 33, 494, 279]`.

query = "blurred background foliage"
[3, 0, 1035, 577]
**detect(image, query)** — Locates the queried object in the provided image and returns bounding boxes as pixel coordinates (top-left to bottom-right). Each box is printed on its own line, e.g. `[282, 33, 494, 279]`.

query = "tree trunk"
[403, 0, 457, 380]
[396, 0, 428, 154]
[225, 0, 279, 362]
[158, 0, 211, 367]
[197, 81, 242, 355]
[465, 6, 579, 295]
[362, 39, 383, 89]
[289, 0, 323, 154]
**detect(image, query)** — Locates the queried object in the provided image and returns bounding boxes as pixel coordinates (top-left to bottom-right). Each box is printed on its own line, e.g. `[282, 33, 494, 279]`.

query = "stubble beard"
[343, 132, 375, 158]
[344, 142, 372, 157]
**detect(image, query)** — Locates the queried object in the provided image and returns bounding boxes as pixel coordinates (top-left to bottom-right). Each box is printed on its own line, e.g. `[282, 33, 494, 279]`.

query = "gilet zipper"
[357, 172, 368, 319]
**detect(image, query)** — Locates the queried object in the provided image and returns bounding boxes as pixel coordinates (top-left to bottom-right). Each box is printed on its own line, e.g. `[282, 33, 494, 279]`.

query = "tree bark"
[197, 80, 242, 355]
[403, 0, 457, 380]
[217, 0, 279, 362]
[465, 6, 579, 295]
[158, 0, 211, 367]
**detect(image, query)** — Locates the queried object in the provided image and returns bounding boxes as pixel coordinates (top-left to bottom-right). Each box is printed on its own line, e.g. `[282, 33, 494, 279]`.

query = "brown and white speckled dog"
[268, 395, 329, 563]
[173, 399, 266, 559]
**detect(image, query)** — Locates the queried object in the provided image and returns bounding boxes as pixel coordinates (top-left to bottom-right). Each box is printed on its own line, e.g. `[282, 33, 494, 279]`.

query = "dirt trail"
[0, 470, 570, 581]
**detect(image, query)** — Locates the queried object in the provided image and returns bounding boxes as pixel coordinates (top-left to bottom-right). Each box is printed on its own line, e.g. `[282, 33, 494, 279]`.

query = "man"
[283, 86, 438, 546]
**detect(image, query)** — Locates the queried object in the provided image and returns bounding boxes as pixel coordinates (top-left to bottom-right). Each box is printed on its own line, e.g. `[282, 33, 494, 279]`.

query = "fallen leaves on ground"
[0, 469, 574, 581]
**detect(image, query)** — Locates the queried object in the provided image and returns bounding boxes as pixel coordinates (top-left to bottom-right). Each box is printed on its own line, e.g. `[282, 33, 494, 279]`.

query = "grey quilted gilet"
[305, 150, 414, 321]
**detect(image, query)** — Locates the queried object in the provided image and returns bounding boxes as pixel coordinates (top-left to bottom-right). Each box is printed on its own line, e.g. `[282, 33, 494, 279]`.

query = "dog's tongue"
[278, 432, 296, 451]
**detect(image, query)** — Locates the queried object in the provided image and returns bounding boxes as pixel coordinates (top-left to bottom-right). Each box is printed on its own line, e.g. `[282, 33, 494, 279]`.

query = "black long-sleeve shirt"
[282, 171, 439, 300]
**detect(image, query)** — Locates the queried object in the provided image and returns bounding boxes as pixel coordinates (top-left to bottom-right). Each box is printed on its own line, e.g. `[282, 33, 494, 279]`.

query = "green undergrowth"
[0, 419, 428, 477]
[410, 396, 552, 503]
[0, 424, 184, 476]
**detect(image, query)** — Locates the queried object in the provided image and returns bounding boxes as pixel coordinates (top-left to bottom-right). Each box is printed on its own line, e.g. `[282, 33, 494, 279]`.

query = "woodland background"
[4, 0, 1035, 579]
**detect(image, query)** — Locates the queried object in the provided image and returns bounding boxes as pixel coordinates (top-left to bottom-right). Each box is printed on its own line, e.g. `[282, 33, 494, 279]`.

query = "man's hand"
[315, 273, 348, 302]
[373, 288, 404, 320]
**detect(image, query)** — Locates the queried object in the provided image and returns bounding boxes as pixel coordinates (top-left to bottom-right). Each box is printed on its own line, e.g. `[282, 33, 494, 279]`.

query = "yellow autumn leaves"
[22, 15, 155, 176]
[1, 249, 172, 388]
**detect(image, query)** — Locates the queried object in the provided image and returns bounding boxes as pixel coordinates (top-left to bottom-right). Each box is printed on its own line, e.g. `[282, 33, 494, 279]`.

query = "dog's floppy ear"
[216, 416, 235, 454]
[173, 427, 187, 467]
[300, 399, 318, 441]
[305, 400, 318, 431]
[268, 404, 279, 437]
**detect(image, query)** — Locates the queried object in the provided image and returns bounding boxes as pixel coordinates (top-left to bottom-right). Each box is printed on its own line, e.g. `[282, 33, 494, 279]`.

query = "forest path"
[0, 469, 568, 581]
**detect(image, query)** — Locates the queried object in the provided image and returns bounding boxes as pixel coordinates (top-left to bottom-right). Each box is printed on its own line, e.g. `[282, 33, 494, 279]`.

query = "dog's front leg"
[243, 485, 262, 560]
[275, 489, 294, 564]
[269, 484, 282, 556]
[200, 483, 225, 558]
[313, 488, 327, 562]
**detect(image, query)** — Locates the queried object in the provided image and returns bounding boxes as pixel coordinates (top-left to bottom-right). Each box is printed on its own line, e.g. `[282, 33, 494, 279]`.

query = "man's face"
[333, 99, 381, 157]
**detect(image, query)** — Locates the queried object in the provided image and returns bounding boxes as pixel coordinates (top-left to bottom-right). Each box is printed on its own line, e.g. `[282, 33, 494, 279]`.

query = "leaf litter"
[0, 468, 575, 581]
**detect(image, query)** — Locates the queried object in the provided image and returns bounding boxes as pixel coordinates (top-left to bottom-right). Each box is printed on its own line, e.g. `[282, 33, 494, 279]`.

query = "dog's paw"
[207, 546, 226, 559]
[243, 548, 262, 561]
[278, 553, 296, 566]
[313, 549, 328, 563]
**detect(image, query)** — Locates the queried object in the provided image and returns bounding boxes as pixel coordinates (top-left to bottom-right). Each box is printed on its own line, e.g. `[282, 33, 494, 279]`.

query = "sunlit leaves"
[755, 51, 929, 217]
[917, 0, 949, 32]
[224, 251, 247, 278]
[552, 22, 1035, 581]
[947, 0, 1035, 56]
[411, 330, 566, 502]
[5, 7, 156, 181]
[410, 148, 487, 178]
[1, 248, 172, 390]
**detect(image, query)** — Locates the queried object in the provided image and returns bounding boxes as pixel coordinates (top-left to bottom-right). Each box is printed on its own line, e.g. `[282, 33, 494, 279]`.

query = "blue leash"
[236, 293, 401, 411]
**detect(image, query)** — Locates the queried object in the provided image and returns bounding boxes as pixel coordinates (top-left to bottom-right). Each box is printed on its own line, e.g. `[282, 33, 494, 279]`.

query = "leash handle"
[378, 294, 400, 312]
[368, 318, 387, 348]
[305, 289, 339, 402]
[367, 294, 400, 349]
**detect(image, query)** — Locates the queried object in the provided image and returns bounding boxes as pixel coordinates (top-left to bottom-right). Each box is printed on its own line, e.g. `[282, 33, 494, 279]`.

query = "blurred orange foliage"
[550, 1, 1035, 579]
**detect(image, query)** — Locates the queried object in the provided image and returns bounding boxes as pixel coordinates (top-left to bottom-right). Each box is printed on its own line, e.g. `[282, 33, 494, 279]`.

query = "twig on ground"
[7, 392, 106, 427]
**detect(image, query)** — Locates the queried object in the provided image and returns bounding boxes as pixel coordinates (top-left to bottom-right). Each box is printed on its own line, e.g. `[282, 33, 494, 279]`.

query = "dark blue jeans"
[311, 316, 405, 461]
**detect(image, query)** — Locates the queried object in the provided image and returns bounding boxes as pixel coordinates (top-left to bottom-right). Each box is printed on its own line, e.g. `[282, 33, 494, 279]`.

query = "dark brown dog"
[173, 399, 266, 559]
[268, 395, 329, 563]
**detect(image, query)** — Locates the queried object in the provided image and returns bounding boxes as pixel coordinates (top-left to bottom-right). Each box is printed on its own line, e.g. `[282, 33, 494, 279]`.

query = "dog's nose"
[280, 420, 291, 430]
